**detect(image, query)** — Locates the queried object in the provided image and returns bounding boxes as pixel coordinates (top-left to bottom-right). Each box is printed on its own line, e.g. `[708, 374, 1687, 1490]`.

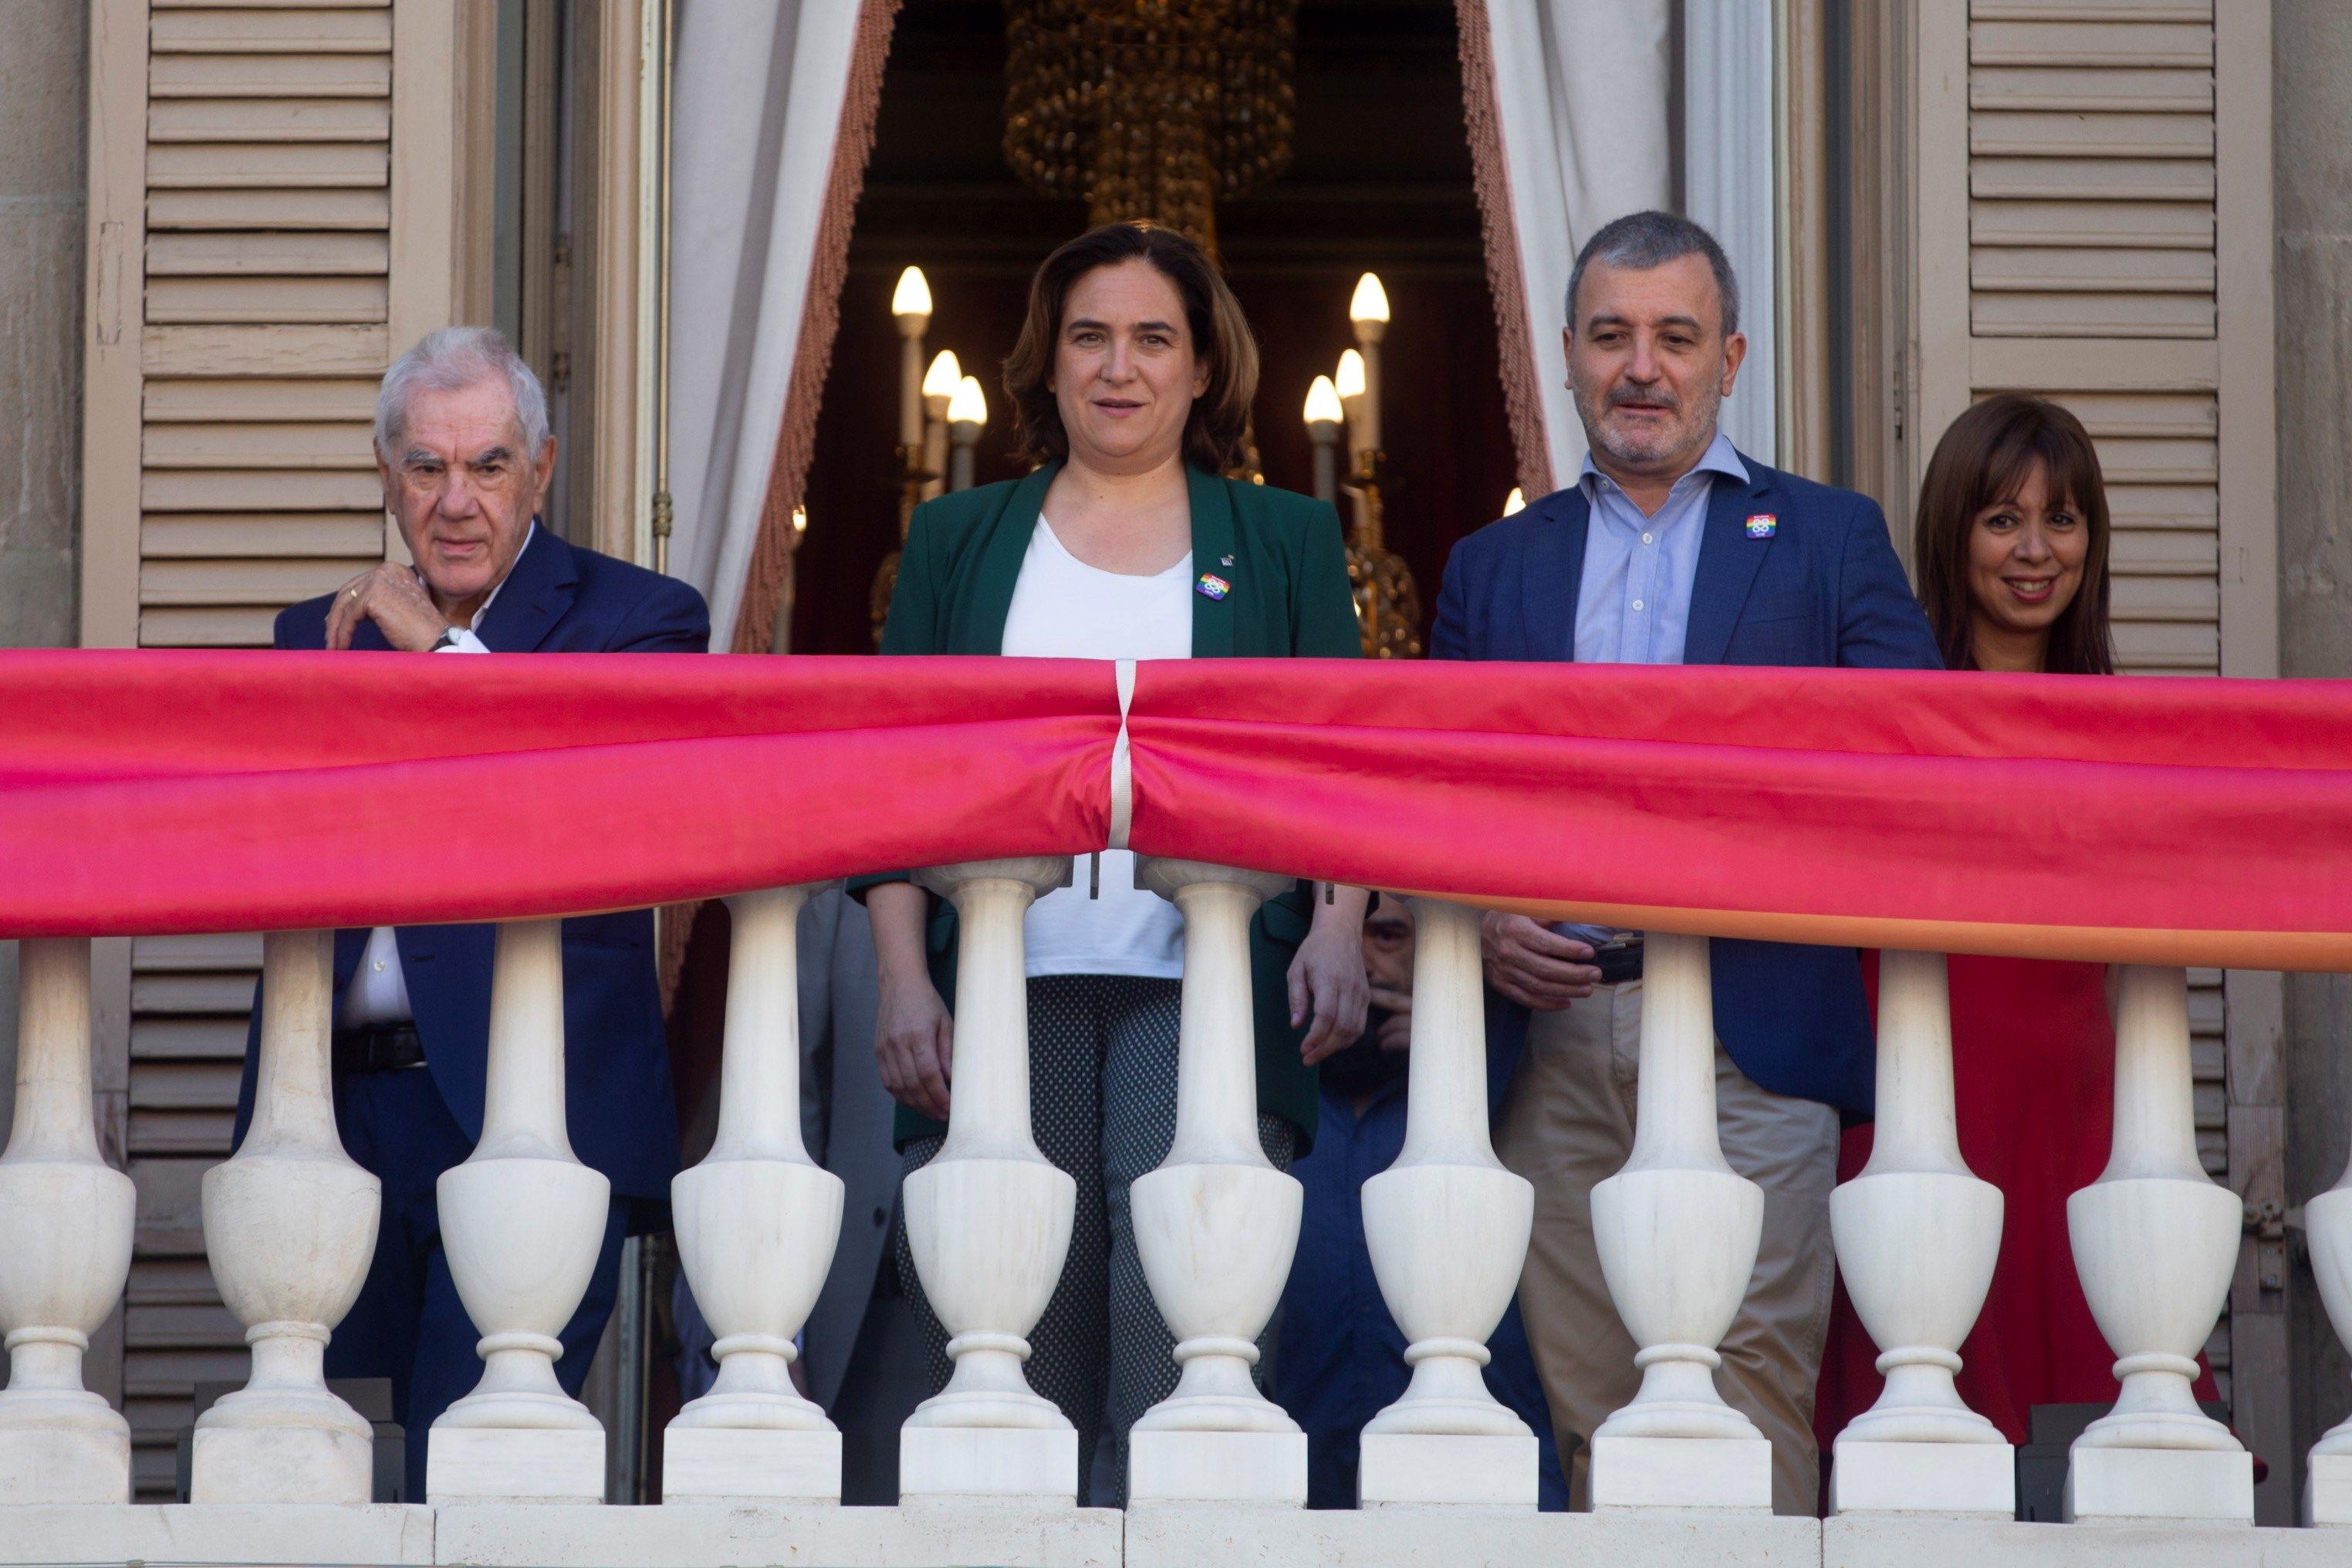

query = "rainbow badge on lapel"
[1196, 572, 1231, 600]
[1745, 513, 1778, 539]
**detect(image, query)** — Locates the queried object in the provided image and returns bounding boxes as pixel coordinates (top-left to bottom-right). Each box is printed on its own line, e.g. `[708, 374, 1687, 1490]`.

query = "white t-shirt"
[999, 516, 1193, 978]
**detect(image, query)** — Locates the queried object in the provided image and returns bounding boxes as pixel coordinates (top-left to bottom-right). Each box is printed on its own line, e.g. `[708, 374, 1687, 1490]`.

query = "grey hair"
[373, 325, 551, 462]
[1564, 210, 1741, 339]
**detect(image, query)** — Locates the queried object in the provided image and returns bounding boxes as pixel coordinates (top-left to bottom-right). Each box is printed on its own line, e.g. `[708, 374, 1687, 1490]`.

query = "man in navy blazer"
[234, 326, 708, 1495]
[1431, 212, 1940, 1514]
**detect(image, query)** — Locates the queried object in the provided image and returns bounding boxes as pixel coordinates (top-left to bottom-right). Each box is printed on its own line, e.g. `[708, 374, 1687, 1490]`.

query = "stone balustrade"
[2, 865, 2349, 1568]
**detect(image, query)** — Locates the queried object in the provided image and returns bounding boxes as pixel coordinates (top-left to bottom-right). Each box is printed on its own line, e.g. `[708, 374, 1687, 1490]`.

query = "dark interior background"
[791, 0, 1517, 654]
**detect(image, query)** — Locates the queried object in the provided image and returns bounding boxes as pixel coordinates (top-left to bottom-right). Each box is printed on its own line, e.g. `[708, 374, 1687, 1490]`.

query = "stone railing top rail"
[1, 651, 2348, 965]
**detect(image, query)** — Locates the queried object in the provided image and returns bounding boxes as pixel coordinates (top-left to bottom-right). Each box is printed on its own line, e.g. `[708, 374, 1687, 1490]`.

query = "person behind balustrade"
[1811, 393, 2220, 1474]
[1266, 901, 1567, 1509]
[1429, 210, 1942, 1514]
[232, 326, 710, 1495]
[856, 218, 1370, 1502]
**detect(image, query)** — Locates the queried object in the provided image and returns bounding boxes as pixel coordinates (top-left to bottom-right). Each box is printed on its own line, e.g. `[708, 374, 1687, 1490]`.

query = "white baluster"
[1587, 931, 1772, 1509]
[1827, 949, 2010, 1514]
[0, 938, 133, 1504]
[664, 884, 846, 1503]
[899, 857, 1079, 1502]
[193, 930, 381, 1503]
[1357, 897, 1536, 1507]
[2306, 1141, 2352, 1525]
[427, 919, 610, 1502]
[1126, 860, 1306, 1505]
[2063, 964, 2252, 1521]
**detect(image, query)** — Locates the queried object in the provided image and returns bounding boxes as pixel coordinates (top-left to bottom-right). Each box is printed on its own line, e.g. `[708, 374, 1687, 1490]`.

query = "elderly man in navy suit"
[1432, 211, 1941, 1514]
[235, 326, 708, 1495]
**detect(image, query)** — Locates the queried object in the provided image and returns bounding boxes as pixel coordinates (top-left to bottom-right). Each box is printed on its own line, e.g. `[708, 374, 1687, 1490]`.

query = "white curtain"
[1472, 0, 1781, 486]
[1684, 0, 1779, 465]
[1475, 0, 1672, 489]
[667, 0, 870, 652]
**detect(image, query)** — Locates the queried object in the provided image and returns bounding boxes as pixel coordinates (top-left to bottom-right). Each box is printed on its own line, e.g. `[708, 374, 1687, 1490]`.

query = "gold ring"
[348, 587, 362, 597]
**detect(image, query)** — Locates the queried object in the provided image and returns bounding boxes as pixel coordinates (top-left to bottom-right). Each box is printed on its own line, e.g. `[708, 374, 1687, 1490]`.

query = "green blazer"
[860, 460, 1363, 1151]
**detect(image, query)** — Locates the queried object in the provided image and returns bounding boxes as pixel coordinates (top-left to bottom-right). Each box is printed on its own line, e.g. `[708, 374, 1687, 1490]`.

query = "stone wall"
[0, 0, 90, 1132]
[2275, 0, 2352, 1478]
[0, 1, 86, 651]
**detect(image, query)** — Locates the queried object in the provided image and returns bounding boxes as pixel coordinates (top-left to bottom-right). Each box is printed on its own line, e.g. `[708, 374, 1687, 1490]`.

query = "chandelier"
[1003, 0, 1298, 250]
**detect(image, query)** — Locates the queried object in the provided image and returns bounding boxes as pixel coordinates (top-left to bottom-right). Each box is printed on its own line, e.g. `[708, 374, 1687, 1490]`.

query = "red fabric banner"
[3, 651, 2350, 967]
[0, 653, 1118, 938]
[1121, 660, 2352, 970]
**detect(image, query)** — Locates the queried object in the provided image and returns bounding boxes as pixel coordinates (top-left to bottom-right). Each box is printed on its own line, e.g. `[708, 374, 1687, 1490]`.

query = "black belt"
[1590, 938, 1645, 986]
[333, 1024, 426, 1074]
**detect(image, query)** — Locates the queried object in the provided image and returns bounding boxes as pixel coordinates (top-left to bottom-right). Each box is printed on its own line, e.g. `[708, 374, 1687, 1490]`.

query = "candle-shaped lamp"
[948, 375, 987, 492]
[1349, 272, 1390, 458]
[1303, 376, 1343, 505]
[921, 349, 961, 502]
[891, 267, 933, 452]
[1502, 487, 1526, 516]
[922, 349, 961, 405]
[1335, 348, 1368, 461]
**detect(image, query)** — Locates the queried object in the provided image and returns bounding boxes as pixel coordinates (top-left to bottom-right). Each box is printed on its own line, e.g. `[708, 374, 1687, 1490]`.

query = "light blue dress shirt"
[1572, 431, 1749, 666]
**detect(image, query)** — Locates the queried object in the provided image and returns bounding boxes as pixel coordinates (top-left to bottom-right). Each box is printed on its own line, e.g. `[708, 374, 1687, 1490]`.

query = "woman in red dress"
[1815, 394, 2218, 1477]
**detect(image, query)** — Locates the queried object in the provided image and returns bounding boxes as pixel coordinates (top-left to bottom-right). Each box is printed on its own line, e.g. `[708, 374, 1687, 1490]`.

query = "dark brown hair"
[1002, 221, 1259, 474]
[1913, 393, 2115, 675]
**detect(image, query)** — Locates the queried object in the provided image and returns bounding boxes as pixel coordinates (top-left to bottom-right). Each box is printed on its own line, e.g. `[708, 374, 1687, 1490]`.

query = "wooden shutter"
[1921, 0, 2246, 676]
[80, 0, 476, 1498]
[130, 1, 397, 650]
[1913, 0, 2285, 1512]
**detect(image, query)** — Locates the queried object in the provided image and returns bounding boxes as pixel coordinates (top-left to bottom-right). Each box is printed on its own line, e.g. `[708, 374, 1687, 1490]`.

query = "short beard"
[1573, 376, 1722, 472]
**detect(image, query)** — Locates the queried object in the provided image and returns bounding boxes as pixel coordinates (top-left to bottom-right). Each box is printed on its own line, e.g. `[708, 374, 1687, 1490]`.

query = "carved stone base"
[1358, 1432, 1536, 1508]
[1830, 1438, 2013, 1516]
[1589, 1433, 1772, 1511]
[191, 1421, 371, 1505]
[898, 1425, 1076, 1504]
[433, 1500, 1119, 1567]
[0, 1424, 130, 1505]
[662, 1426, 841, 1504]
[427, 1426, 605, 1504]
[2306, 1453, 2352, 1526]
[2063, 1445, 2253, 1522]
[1126, 1503, 1816, 1568]
[0, 1504, 430, 1566]
[1127, 1428, 1306, 1505]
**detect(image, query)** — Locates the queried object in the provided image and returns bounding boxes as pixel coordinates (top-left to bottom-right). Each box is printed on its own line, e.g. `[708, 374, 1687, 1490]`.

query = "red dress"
[1814, 953, 2218, 1463]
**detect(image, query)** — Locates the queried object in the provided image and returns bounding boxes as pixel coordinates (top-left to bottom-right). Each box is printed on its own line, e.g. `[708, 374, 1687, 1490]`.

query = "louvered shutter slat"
[86, 0, 438, 1495]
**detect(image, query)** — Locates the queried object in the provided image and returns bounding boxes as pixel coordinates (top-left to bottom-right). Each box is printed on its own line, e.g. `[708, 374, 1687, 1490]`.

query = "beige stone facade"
[0, 0, 2343, 1519]
[0, 0, 87, 651]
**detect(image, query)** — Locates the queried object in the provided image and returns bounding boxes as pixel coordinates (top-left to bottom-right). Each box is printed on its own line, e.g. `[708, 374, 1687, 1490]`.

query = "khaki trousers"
[1495, 978, 1840, 1516]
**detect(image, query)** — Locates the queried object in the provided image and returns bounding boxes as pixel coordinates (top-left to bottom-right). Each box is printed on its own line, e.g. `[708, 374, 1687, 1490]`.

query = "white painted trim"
[1685, 0, 1779, 465]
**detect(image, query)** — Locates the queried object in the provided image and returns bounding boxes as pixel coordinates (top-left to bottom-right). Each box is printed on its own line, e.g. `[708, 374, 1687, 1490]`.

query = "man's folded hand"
[324, 563, 450, 652]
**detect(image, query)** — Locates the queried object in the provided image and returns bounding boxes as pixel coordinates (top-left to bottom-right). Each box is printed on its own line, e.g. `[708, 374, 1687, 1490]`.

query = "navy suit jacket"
[233, 526, 711, 1205]
[1431, 449, 1941, 1116]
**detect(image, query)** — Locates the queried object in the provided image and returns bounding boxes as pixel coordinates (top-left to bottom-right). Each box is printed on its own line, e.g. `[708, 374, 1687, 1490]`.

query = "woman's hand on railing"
[875, 971, 955, 1119]
[1292, 885, 1373, 1064]
[1481, 912, 1600, 1012]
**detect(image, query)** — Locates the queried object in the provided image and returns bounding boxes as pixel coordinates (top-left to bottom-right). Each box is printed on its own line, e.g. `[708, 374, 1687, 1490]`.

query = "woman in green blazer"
[863, 221, 1367, 1497]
